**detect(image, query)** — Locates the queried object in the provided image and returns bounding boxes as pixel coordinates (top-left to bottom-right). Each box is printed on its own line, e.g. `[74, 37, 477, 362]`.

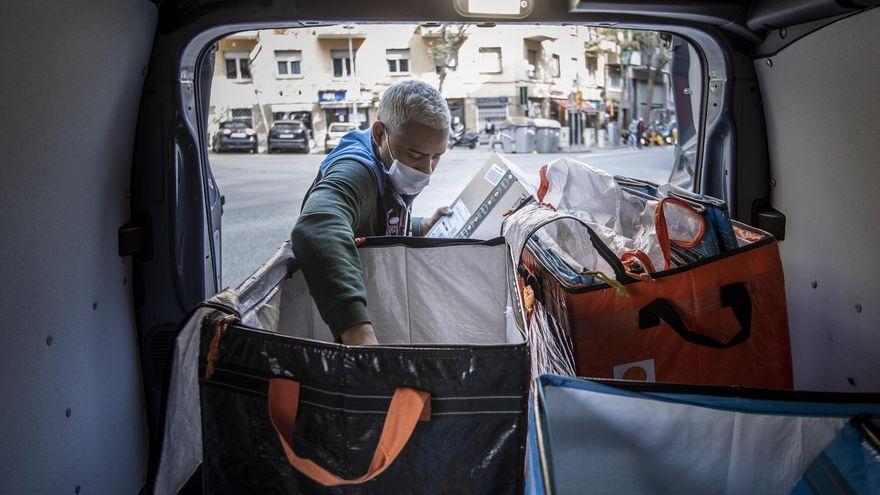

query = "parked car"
[267, 120, 310, 153]
[324, 122, 358, 153]
[211, 121, 257, 153]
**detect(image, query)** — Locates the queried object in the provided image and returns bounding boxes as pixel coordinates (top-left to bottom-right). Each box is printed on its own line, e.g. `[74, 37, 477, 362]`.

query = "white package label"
[484, 163, 505, 186]
[427, 199, 471, 238]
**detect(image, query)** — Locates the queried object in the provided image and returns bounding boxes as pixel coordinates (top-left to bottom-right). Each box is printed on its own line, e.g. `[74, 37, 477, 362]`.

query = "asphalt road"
[211, 145, 675, 287]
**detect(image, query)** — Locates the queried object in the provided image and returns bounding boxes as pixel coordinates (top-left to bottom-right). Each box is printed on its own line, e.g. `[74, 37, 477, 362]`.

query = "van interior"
[2, 0, 879, 492]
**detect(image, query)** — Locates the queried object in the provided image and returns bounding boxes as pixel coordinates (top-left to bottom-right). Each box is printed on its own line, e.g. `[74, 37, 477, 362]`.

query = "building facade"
[209, 25, 673, 150]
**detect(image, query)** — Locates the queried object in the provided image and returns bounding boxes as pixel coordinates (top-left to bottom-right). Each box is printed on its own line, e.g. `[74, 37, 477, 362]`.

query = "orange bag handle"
[536, 164, 550, 202]
[268, 379, 430, 486]
[655, 196, 707, 269]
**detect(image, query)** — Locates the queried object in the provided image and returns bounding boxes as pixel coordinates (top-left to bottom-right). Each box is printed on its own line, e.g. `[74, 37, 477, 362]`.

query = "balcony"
[316, 26, 367, 40]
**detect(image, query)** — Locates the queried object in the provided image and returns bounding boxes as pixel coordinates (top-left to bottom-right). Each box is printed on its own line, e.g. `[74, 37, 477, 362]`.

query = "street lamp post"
[344, 25, 359, 128]
[253, 88, 269, 152]
[570, 74, 582, 148]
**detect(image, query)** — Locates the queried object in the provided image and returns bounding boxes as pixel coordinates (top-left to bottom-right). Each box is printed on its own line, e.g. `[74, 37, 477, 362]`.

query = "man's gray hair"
[378, 80, 451, 135]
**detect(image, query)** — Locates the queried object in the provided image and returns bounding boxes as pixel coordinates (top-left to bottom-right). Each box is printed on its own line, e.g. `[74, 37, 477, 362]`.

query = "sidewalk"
[558, 142, 629, 154]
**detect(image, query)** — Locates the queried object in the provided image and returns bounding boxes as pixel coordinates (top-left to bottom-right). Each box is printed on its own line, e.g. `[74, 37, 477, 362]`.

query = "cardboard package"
[427, 153, 536, 239]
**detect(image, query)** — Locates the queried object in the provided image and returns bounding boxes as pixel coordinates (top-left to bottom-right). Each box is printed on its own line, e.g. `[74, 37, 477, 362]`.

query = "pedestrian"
[291, 80, 452, 346]
[637, 117, 645, 149]
[486, 121, 500, 151]
[628, 119, 638, 148]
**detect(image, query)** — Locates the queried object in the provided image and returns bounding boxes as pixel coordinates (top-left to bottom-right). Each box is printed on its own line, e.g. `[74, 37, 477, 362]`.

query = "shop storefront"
[551, 98, 598, 146]
[271, 103, 316, 133]
[319, 90, 371, 130]
[475, 97, 510, 133]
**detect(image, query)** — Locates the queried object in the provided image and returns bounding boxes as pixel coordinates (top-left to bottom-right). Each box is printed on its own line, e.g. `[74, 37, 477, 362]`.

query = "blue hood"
[320, 129, 379, 172]
[315, 128, 415, 235]
[320, 128, 391, 198]
[321, 129, 378, 173]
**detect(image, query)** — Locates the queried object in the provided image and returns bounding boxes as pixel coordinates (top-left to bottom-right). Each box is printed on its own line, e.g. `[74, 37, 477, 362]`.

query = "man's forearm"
[291, 160, 378, 340]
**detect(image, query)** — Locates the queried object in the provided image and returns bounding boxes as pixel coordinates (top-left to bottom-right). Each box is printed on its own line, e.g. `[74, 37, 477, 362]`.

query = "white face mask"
[381, 130, 432, 196]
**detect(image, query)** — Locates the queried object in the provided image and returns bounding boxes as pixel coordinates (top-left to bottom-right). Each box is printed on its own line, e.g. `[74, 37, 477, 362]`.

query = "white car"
[324, 122, 358, 153]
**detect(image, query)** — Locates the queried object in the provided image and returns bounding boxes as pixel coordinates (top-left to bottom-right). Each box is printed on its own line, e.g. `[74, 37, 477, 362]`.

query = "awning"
[319, 100, 373, 109]
[319, 101, 352, 109]
[316, 26, 367, 39]
[552, 98, 598, 114]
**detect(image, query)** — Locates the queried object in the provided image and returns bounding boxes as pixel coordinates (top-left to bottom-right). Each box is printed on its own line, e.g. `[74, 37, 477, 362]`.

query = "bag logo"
[613, 359, 656, 382]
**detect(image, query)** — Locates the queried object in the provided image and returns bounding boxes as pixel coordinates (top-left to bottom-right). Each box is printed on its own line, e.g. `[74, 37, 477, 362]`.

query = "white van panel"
[756, 8, 880, 392]
[0, 0, 156, 491]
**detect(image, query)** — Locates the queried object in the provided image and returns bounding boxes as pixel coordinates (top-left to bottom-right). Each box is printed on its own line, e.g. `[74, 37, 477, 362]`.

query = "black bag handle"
[519, 213, 634, 284]
[638, 282, 752, 348]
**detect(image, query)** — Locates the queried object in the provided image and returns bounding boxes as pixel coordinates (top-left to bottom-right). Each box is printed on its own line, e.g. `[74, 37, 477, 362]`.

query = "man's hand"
[340, 323, 379, 345]
[423, 206, 453, 232]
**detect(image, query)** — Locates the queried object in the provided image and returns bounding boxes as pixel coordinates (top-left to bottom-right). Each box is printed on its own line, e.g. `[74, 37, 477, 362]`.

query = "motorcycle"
[641, 122, 667, 147]
[654, 122, 675, 145]
[661, 123, 678, 145]
[448, 129, 479, 149]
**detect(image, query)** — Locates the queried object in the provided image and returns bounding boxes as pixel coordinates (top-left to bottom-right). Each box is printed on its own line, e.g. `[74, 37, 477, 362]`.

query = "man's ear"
[371, 121, 385, 146]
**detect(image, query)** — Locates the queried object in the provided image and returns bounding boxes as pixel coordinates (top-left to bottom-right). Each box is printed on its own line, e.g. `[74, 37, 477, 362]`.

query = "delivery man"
[291, 80, 451, 346]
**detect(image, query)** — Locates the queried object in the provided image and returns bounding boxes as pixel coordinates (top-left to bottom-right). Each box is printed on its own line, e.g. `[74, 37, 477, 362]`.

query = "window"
[207, 27, 702, 288]
[386, 49, 411, 74]
[273, 122, 303, 131]
[328, 123, 358, 133]
[478, 47, 502, 74]
[220, 121, 248, 130]
[230, 108, 253, 128]
[585, 55, 598, 81]
[527, 49, 538, 77]
[608, 65, 622, 90]
[275, 50, 302, 77]
[331, 49, 354, 78]
[224, 51, 251, 80]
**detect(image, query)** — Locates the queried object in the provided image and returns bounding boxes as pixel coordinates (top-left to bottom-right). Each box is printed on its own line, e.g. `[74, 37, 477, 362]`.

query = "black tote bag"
[194, 238, 529, 494]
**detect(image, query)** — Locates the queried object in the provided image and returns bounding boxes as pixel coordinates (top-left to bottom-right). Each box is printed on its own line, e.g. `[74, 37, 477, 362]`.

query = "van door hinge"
[118, 217, 151, 257]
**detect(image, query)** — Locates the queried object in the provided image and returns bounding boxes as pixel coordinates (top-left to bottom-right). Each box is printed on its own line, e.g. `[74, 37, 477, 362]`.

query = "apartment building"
[209, 25, 672, 150]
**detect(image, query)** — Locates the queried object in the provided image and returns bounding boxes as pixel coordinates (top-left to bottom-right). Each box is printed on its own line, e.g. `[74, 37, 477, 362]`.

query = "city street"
[212, 145, 674, 286]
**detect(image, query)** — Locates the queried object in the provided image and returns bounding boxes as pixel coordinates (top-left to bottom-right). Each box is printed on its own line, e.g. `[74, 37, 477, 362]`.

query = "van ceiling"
[154, 0, 878, 44]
